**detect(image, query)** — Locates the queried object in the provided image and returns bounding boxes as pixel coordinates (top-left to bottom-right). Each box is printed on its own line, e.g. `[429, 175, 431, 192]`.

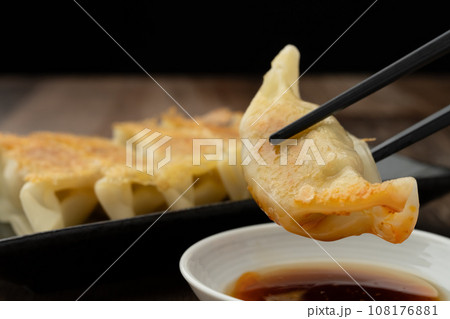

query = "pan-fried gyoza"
[0, 132, 122, 235]
[109, 108, 248, 214]
[0, 109, 250, 236]
[239, 45, 419, 244]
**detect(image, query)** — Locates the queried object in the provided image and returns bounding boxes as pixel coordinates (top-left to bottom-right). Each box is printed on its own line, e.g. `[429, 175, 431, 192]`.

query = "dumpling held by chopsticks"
[240, 45, 419, 244]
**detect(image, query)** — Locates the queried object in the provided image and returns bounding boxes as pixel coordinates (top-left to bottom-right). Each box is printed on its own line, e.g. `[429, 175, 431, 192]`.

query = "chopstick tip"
[269, 135, 284, 145]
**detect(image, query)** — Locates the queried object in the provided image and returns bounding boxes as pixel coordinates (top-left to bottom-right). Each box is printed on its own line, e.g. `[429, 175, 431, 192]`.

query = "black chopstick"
[371, 104, 450, 162]
[270, 29, 450, 144]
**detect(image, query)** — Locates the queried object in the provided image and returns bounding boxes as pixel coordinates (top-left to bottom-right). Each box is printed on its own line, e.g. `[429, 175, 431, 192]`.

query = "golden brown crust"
[113, 107, 242, 141]
[0, 108, 242, 186]
[0, 132, 125, 183]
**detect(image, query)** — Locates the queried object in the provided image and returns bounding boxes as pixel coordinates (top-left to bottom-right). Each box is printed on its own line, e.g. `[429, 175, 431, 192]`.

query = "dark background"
[1, 0, 449, 75]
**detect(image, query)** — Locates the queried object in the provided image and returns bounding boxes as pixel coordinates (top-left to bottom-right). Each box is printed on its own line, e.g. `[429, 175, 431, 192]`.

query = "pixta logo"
[126, 129, 172, 175]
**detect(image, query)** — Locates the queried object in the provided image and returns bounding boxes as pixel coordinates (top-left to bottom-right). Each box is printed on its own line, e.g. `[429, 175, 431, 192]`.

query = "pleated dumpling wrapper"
[0, 132, 123, 235]
[239, 45, 419, 243]
[108, 108, 249, 214]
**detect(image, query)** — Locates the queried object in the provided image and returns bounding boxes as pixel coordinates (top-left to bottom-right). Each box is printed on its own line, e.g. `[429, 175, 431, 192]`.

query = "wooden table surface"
[0, 74, 449, 230]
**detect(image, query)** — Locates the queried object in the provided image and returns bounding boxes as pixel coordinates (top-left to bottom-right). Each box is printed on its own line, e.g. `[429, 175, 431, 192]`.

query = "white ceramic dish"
[180, 223, 450, 301]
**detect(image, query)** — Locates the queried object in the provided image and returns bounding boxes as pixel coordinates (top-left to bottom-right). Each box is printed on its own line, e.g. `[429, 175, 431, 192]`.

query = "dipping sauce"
[228, 262, 441, 301]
